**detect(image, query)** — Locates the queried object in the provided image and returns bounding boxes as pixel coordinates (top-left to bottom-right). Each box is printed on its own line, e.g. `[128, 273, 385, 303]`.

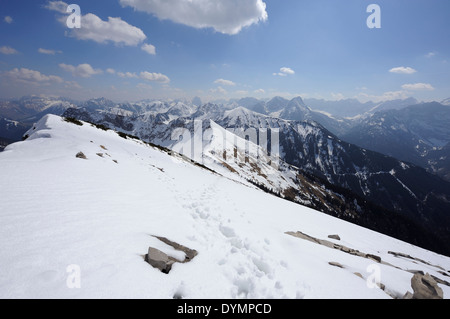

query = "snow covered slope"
[1, 115, 449, 299]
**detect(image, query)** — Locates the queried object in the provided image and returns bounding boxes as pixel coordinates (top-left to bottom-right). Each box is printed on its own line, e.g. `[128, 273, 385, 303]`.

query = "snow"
[0, 114, 449, 299]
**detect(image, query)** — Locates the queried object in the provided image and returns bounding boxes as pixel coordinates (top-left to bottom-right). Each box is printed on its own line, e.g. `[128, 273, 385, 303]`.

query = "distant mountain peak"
[441, 98, 450, 106]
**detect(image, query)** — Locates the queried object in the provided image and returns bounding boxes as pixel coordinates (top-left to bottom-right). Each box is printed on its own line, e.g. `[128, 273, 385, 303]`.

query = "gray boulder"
[145, 248, 175, 274]
[404, 272, 444, 299]
[145, 236, 198, 274]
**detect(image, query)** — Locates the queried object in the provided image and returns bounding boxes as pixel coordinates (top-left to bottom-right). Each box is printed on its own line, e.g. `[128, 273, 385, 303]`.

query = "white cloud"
[425, 52, 436, 58]
[38, 48, 62, 55]
[214, 79, 236, 86]
[119, 0, 268, 35]
[71, 14, 147, 46]
[210, 86, 227, 95]
[401, 83, 435, 91]
[112, 70, 170, 84]
[280, 67, 295, 75]
[141, 43, 156, 55]
[44, 1, 69, 14]
[46, 2, 147, 47]
[389, 66, 417, 74]
[4, 16, 13, 24]
[139, 71, 170, 84]
[118, 72, 138, 78]
[3, 68, 64, 84]
[59, 63, 103, 78]
[254, 89, 265, 94]
[274, 67, 295, 77]
[0, 46, 18, 55]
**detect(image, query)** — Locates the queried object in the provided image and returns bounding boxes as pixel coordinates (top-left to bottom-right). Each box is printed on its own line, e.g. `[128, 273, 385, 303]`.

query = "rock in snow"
[146, 248, 175, 274]
[409, 272, 443, 299]
[145, 236, 198, 274]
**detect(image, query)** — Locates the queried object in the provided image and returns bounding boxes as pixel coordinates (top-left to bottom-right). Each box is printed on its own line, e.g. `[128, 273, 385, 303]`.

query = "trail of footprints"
[178, 182, 300, 299]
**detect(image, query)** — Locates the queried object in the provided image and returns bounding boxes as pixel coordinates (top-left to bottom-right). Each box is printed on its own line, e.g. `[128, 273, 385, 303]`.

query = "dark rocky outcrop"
[75, 152, 87, 159]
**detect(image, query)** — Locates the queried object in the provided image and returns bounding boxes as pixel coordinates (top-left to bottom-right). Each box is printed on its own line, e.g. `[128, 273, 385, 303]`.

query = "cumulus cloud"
[44, 1, 69, 14]
[4, 16, 13, 24]
[46, 1, 147, 46]
[59, 63, 103, 78]
[401, 83, 434, 91]
[141, 43, 156, 55]
[210, 86, 227, 95]
[389, 66, 417, 74]
[0, 46, 19, 55]
[3, 68, 64, 84]
[140, 71, 170, 84]
[280, 67, 295, 75]
[111, 69, 170, 84]
[214, 79, 236, 86]
[119, 0, 268, 35]
[118, 71, 138, 78]
[71, 14, 147, 46]
[254, 89, 265, 94]
[274, 67, 295, 77]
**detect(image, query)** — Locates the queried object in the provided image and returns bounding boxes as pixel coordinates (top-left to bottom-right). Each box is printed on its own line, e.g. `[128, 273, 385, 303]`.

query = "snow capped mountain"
[441, 98, 450, 106]
[342, 102, 450, 181]
[366, 98, 419, 116]
[63, 104, 450, 257]
[1, 114, 449, 299]
[0, 96, 77, 147]
[0, 96, 76, 121]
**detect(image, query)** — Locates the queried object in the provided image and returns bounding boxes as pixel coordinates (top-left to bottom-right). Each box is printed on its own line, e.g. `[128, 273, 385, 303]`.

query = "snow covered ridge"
[63, 105, 450, 257]
[1, 114, 450, 299]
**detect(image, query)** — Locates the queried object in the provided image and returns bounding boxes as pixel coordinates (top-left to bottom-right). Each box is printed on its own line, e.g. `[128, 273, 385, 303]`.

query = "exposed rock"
[328, 234, 341, 241]
[154, 236, 198, 261]
[145, 236, 198, 274]
[76, 152, 87, 159]
[145, 248, 175, 274]
[354, 272, 363, 279]
[286, 231, 381, 263]
[329, 262, 344, 268]
[366, 254, 382, 263]
[403, 291, 414, 299]
[404, 272, 444, 299]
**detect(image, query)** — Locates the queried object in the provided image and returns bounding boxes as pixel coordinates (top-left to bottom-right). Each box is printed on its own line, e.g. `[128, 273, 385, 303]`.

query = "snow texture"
[0, 115, 449, 299]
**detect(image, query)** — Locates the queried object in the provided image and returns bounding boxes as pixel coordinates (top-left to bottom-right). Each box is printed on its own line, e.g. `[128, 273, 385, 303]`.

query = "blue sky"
[0, 0, 449, 102]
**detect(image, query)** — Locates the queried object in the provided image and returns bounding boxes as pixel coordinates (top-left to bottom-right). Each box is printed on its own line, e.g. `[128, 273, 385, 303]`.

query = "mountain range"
[2, 94, 450, 256]
[62, 98, 450, 257]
